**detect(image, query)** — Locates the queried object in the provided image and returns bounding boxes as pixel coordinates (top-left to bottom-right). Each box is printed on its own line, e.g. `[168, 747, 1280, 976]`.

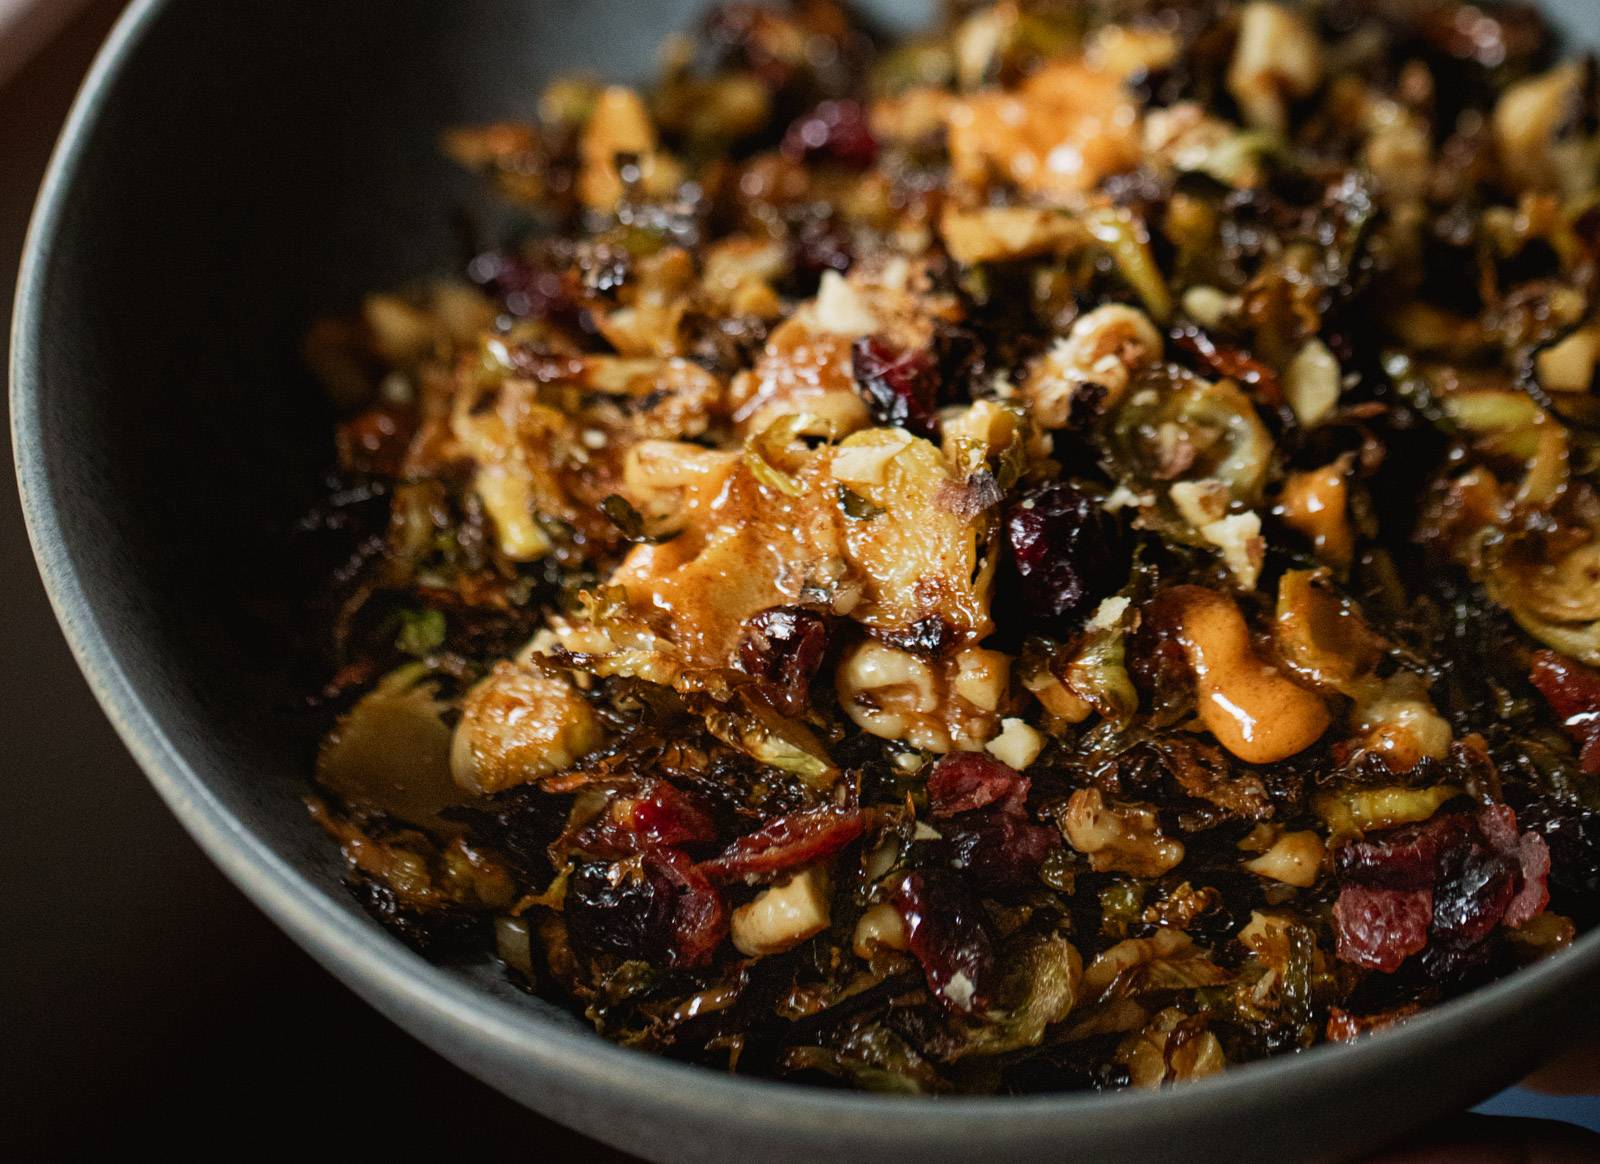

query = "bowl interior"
[14, 2, 1600, 1162]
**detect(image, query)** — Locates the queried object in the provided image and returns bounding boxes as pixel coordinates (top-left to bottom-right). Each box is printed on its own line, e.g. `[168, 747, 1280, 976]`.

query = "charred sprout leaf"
[744, 413, 820, 496]
[1107, 370, 1273, 505]
[394, 607, 447, 657]
[838, 484, 886, 520]
[783, 1026, 948, 1094]
[599, 493, 678, 545]
[893, 869, 998, 1015]
[1084, 207, 1173, 324]
[949, 931, 1082, 1058]
[703, 697, 838, 787]
[316, 664, 459, 828]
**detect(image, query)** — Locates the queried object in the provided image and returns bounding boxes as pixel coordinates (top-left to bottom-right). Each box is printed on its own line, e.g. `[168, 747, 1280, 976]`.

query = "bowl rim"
[12, 0, 1600, 1145]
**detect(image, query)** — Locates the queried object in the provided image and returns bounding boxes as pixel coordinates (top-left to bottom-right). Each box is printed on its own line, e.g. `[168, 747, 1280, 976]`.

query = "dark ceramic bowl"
[13, 2, 1600, 1161]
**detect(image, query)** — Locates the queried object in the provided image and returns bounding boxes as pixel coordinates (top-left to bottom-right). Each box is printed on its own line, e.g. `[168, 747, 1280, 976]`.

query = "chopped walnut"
[1020, 305, 1163, 427]
[1061, 787, 1184, 877]
[836, 641, 1009, 753]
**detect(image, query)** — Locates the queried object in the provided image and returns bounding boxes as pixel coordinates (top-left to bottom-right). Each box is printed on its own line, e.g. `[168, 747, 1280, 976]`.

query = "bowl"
[13, 2, 1600, 1160]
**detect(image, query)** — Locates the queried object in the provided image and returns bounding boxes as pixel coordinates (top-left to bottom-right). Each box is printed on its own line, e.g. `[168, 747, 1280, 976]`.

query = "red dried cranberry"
[790, 215, 854, 278]
[628, 784, 718, 849]
[850, 336, 940, 438]
[945, 807, 1061, 893]
[927, 755, 1058, 890]
[1507, 833, 1553, 926]
[1529, 649, 1600, 774]
[1429, 840, 1516, 949]
[1478, 804, 1552, 928]
[565, 857, 676, 960]
[566, 846, 727, 968]
[781, 99, 878, 169]
[468, 251, 579, 324]
[1332, 804, 1552, 974]
[1004, 483, 1130, 625]
[738, 606, 831, 715]
[1333, 886, 1433, 972]
[1508, 797, 1600, 900]
[1334, 813, 1473, 890]
[927, 753, 1025, 817]
[891, 869, 998, 1013]
[699, 806, 863, 882]
[652, 848, 729, 967]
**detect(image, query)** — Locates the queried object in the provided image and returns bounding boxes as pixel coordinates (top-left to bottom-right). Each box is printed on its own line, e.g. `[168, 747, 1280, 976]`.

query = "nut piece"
[578, 86, 682, 211]
[946, 60, 1143, 202]
[1353, 674, 1453, 772]
[1284, 339, 1341, 427]
[813, 270, 880, 336]
[1279, 460, 1354, 568]
[851, 902, 911, 958]
[1062, 788, 1184, 877]
[1227, 2, 1324, 132]
[451, 663, 602, 794]
[1242, 830, 1325, 888]
[731, 866, 832, 957]
[1021, 305, 1163, 427]
[986, 717, 1045, 770]
[1155, 586, 1331, 764]
[836, 640, 1003, 753]
[1536, 326, 1600, 394]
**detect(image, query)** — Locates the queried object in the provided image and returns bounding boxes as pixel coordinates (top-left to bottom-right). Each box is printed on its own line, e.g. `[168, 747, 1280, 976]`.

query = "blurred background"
[1, 3, 1596, 1158]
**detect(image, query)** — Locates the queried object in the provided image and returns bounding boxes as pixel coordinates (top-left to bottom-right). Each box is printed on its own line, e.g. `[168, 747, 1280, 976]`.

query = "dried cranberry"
[738, 606, 831, 715]
[788, 212, 854, 281]
[565, 857, 676, 959]
[1529, 649, 1600, 774]
[927, 753, 1025, 817]
[781, 99, 877, 169]
[1333, 886, 1433, 972]
[652, 848, 729, 967]
[628, 784, 718, 849]
[468, 251, 578, 324]
[1004, 483, 1130, 625]
[699, 806, 864, 882]
[1332, 805, 1551, 974]
[891, 869, 998, 1013]
[1505, 828, 1553, 927]
[1479, 804, 1552, 927]
[927, 755, 1058, 890]
[1510, 798, 1600, 902]
[1334, 814, 1473, 890]
[945, 807, 1060, 893]
[1429, 840, 1516, 949]
[566, 847, 727, 968]
[850, 337, 940, 438]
